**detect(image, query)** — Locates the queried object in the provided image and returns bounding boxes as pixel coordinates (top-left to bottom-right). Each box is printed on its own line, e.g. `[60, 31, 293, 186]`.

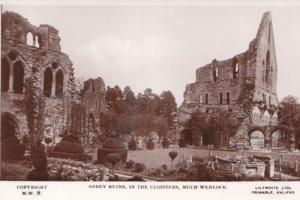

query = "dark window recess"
[55, 70, 64, 98]
[205, 94, 208, 104]
[13, 61, 24, 93]
[1, 58, 10, 92]
[226, 92, 230, 104]
[219, 92, 223, 104]
[43, 67, 53, 97]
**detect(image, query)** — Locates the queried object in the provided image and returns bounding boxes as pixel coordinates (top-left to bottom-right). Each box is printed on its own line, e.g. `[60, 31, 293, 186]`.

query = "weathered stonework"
[81, 78, 106, 148]
[178, 12, 292, 150]
[1, 11, 75, 145]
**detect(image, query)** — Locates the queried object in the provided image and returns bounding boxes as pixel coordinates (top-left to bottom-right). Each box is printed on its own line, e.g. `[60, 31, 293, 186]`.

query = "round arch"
[180, 129, 193, 146]
[249, 129, 265, 150]
[1, 112, 20, 144]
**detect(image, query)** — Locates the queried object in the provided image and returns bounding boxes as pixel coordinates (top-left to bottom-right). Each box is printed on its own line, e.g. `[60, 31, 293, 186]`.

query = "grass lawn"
[128, 148, 300, 169]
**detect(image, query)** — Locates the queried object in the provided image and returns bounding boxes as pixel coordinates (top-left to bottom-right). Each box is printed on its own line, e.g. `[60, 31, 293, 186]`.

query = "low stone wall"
[216, 155, 274, 178]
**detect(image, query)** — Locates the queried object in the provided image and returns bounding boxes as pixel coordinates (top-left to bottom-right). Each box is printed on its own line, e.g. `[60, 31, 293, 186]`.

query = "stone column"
[51, 71, 56, 97]
[33, 35, 36, 47]
[8, 63, 14, 92]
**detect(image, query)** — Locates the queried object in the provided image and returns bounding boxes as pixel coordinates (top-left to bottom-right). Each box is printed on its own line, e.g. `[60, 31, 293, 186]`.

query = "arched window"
[55, 70, 64, 97]
[1, 58, 10, 92]
[266, 50, 271, 80]
[213, 67, 219, 81]
[26, 32, 34, 46]
[232, 58, 239, 79]
[219, 92, 223, 104]
[44, 67, 53, 97]
[13, 61, 24, 93]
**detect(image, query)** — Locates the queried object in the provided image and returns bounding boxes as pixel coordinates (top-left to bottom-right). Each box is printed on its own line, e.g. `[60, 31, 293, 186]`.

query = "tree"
[123, 86, 136, 111]
[137, 88, 160, 114]
[279, 96, 300, 128]
[105, 85, 125, 113]
[279, 96, 300, 150]
[157, 91, 177, 129]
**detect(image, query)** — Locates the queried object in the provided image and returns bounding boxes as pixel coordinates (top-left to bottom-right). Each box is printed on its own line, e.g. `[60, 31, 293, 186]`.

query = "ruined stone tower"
[1, 11, 75, 145]
[178, 12, 291, 150]
[81, 77, 106, 148]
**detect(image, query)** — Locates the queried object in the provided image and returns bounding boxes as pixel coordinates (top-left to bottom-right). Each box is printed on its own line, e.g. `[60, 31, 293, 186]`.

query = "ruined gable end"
[253, 12, 278, 95]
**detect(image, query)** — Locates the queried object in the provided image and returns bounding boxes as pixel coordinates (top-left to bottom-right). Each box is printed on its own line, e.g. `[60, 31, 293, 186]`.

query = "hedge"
[49, 152, 90, 162]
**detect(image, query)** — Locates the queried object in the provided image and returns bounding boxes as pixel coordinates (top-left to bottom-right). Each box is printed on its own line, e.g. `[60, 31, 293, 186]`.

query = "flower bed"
[47, 158, 112, 181]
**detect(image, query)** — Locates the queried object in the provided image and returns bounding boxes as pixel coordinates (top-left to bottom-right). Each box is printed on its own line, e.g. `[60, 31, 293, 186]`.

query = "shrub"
[53, 134, 83, 154]
[162, 138, 169, 148]
[146, 140, 155, 150]
[97, 148, 128, 164]
[161, 164, 167, 170]
[107, 153, 121, 168]
[54, 141, 84, 154]
[125, 160, 136, 169]
[128, 140, 137, 150]
[49, 152, 89, 162]
[102, 138, 123, 149]
[132, 163, 146, 173]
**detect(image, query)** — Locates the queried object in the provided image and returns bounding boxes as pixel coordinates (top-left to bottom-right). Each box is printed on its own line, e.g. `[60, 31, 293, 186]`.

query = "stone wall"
[178, 12, 284, 149]
[1, 11, 75, 146]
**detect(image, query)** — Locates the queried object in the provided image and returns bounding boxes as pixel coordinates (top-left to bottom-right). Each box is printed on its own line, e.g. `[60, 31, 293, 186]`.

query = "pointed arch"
[44, 67, 53, 97]
[232, 57, 239, 79]
[55, 69, 64, 97]
[13, 60, 24, 93]
[26, 32, 34, 46]
[1, 57, 10, 92]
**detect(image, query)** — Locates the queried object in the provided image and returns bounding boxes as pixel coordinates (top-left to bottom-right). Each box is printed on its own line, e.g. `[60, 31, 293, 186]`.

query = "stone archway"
[271, 130, 287, 149]
[1, 113, 20, 144]
[249, 130, 265, 150]
[1, 113, 24, 160]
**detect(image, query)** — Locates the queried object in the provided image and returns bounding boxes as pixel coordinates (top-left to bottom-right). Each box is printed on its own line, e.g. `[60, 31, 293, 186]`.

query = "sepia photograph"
[1, 1, 300, 192]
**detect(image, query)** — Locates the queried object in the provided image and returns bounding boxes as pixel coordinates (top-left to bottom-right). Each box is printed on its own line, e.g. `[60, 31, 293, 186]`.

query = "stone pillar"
[8, 63, 13, 92]
[51, 72, 56, 97]
[33, 36, 36, 47]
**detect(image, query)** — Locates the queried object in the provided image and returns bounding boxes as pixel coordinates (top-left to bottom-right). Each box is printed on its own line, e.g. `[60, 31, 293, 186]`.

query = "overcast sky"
[4, 5, 300, 104]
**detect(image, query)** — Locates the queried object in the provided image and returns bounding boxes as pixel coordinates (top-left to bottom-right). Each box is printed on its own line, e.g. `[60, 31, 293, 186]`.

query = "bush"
[102, 138, 123, 149]
[125, 160, 136, 169]
[107, 153, 121, 167]
[97, 148, 128, 164]
[128, 140, 137, 150]
[162, 138, 169, 148]
[49, 152, 89, 162]
[132, 163, 146, 173]
[146, 140, 155, 150]
[54, 140, 84, 154]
